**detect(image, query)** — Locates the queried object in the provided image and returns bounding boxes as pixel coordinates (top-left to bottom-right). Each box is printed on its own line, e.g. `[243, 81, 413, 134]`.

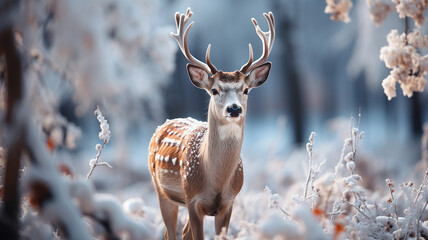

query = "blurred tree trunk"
[0, 26, 24, 240]
[274, 1, 304, 144]
[404, 17, 423, 137]
[411, 93, 423, 136]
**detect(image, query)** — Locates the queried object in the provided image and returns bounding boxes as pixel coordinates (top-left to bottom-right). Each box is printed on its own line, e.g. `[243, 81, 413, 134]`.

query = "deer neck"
[200, 100, 245, 189]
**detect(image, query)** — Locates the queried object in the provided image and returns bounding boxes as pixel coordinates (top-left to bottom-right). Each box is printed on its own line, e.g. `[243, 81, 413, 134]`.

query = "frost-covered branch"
[69, 179, 154, 240]
[24, 115, 91, 239]
[324, 0, 353, 23]
[264, 186, 290, 217]
[325, 0, 428, 99]
[304, 132, 315, 199]
[87, 106, 112, 179]
[380, 29, 427, 100]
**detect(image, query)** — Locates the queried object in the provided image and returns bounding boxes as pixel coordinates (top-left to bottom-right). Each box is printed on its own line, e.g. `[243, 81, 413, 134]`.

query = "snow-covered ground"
[53, 113, 426, 240]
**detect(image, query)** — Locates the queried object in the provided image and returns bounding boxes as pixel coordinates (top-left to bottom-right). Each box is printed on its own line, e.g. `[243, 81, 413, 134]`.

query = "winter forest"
[1, 0, 428, 239]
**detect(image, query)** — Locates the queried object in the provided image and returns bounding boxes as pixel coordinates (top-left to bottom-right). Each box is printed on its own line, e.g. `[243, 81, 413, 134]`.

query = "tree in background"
[0, 0, 177, 239]
[325, 0, 427, 136]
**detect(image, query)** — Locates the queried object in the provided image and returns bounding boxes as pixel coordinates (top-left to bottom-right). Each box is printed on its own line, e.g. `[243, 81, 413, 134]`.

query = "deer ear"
[245, 62, 271, 88]
[187, 64, 212, 89]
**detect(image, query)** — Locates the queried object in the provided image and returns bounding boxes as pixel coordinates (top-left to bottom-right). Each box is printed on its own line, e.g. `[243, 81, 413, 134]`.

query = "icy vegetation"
[325, 0, 428, 100]
[325, 0, 353, 23]
[0, 0, 427, 239]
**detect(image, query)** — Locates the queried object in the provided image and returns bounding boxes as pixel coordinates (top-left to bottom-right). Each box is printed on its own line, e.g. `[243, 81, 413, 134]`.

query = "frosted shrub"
[325, 0, 353, 23]
[380, 29, 427, 100]
[367, 0, 394, 25]
[325, 0, 428, 99]
[392, 0, 428, 27]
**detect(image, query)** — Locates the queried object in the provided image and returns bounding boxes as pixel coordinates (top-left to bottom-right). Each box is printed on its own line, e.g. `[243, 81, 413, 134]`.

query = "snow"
[2, 0, 428, 239]
[95, 107, 111, 144]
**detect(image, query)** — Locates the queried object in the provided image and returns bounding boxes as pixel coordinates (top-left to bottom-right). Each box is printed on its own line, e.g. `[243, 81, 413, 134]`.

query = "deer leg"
[157, 193, 178, 240]
[215, 204, 233, 235]
[187, 202, 204, 240]
[182, 219, 192, 240]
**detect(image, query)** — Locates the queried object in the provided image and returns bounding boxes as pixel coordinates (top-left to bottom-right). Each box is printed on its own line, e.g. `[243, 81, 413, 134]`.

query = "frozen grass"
[18, 113, 428, 239]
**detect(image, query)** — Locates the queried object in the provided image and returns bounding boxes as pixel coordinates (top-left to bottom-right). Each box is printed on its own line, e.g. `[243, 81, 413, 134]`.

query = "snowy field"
[1, 0, 428, 240]
[67, 114, 427, 240]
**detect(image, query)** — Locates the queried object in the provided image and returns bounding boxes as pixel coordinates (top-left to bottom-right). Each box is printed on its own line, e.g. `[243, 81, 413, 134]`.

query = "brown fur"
[215, 71, 245, 83]
[149, 89, 245, 239]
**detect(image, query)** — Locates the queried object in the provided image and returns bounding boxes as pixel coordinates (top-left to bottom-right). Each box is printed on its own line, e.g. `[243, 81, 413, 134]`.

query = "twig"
[87, 106, 112, 179]
[414, 170, 428, 205]
[417, 201, 428, 238]
[277, 206, 290, 217]
[304, 132, 315, 199]
[343, 200, 372, 221]
[386, 179, 400, 224]
[355, 192, 374, 218]
[86, 140, 111, 179]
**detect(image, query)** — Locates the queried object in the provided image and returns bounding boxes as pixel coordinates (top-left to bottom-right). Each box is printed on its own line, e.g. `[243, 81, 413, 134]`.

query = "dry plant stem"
[325, 188, 334, 216]
[417, 201, 428, 239]
[304, 146, 313, 199]
[346, 199, 376, 224]
[86, 140, 111, 179]
[344, 200, 372, 221]
[355, 192, 373, 218]
[414, 171, 428, 205]
[278, 206, 290, 217]
[351, 110, 361, 174]
[414, 170, 428, 239]
[387, 184, 400, 223]
[327, 210, 346, 216]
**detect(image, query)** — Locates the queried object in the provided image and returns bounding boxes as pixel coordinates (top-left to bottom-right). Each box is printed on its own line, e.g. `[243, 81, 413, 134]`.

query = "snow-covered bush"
[325, 0, 428, 100]
[210, 115, 428, 240]
[0, 0, 177, 238]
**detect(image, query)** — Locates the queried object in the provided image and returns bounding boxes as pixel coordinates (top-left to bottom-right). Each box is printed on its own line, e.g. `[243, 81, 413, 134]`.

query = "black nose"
[227, 104, 242, 117]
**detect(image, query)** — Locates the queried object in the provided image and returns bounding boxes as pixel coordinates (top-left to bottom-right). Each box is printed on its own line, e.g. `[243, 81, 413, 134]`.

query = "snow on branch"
[325, 0, 428, 99]
[69, 179, 155, 239]
[87, 106, 112, 179]
[380, 29, 427, 100]
[22, 106, 155, 240]
[324, 0, 353, 23]
[24, 116, 91, 239]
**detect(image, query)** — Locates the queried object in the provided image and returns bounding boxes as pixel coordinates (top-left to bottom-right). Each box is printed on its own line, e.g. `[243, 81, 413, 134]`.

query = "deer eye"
[243, 88, 249, 95]
[211, 89, 219, 95]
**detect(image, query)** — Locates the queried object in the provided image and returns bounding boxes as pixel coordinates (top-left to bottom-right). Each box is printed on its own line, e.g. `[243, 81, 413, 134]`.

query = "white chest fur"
[218, 123, 241, 140]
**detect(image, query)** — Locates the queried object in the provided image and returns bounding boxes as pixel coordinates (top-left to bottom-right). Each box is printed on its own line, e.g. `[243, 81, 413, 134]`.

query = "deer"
[148, 8, 274, 240]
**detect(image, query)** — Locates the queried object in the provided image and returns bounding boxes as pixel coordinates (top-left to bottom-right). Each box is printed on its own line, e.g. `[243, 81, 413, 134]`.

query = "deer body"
[149, 8, 274, 240]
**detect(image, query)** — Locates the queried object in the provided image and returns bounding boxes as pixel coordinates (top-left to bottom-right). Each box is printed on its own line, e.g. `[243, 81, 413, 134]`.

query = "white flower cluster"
[324, 0, 353, 23]
[94, 106, 111, 143]
[380, 29, 427, 100]
[367, 0, 394, 25]
[392, 0, 428, 27]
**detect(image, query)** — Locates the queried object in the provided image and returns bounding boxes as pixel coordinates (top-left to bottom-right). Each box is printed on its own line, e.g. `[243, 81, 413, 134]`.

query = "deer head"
[171, 8, 275, 125]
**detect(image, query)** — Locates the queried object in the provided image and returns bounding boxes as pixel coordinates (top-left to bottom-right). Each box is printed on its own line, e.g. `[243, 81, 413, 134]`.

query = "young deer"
[148, 8, 274, 240]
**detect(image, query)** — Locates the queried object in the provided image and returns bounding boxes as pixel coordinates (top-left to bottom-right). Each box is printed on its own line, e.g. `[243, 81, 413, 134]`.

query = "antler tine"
[240, 12, 275, 73]
[240, 44, 254, 73]
[264, 12, 275, 54]
[206, 44, 218, 74]
[170, 8, 216, 74]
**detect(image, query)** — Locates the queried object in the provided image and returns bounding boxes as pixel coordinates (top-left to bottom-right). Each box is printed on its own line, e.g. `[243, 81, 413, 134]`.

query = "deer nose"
[227, 104, 242, 117]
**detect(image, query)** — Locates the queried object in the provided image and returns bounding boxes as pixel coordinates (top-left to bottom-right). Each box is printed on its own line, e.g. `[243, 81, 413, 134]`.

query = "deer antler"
[170, 8, 218, 74]
[240, 12, 275, 74]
